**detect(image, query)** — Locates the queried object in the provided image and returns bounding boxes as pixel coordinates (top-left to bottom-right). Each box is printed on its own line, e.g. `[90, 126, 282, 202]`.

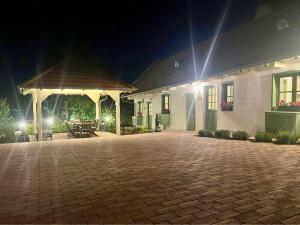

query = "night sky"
[0, 0, 257, 109]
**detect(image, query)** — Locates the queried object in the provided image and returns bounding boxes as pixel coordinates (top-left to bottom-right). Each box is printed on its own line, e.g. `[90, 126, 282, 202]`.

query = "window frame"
[273, 72, 300, 109]
[148, 102, 152, 116]
[161, 94, 170, 114]
[221, 82, 234, 111]
[137, 101, 143, 116]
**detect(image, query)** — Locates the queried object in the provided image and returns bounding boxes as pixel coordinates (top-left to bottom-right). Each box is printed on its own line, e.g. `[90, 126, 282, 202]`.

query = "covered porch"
[19, 55, 134, 141]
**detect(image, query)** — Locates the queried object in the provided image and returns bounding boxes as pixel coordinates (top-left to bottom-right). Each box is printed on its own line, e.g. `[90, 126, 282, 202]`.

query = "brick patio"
[0, 131, 300, 224]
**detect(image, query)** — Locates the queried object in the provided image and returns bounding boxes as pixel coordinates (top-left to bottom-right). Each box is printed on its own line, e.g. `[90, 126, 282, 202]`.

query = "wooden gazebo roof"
[20, 55, 133, 91]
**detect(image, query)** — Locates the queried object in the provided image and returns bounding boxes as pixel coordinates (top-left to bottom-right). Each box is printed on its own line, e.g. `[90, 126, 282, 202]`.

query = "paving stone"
[0, 131, 299, 224]
[193, 208, 219, 219]
[258, 213, 287, 224]
[169, 214, 197, 224]
[213, 209, 240, 221]
[234, 211, 262, 223]
[256, 205, 281, 216]
[191, 215, 218, 224]
[150, 213, 177, 223]
[282, 215, 300, 224]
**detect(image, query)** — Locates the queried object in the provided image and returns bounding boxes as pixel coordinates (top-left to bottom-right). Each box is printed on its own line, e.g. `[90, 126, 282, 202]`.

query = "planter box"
[221, 108, 233, 112]
[278, 106, 300, 112]
[265, 111, 300, 136]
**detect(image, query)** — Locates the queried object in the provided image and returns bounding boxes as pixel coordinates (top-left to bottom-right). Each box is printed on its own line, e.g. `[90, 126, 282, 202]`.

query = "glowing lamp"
[104, 115, 111, 123]
[192, 83, 203, 95]
[46, 117, 54, 125]
[18, 120, 26, 129]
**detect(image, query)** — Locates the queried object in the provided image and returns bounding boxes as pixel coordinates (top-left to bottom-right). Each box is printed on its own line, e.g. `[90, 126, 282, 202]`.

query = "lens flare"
[199, 0, 231, 80]
[18, 120, 26, 129]
[104, 115, 112, 123]
[46, 117, 54, 125]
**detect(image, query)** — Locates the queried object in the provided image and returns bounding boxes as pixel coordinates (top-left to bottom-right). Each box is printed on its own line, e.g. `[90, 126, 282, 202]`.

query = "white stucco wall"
[130, 63, 300, 135]
[216, 73, 272, 135]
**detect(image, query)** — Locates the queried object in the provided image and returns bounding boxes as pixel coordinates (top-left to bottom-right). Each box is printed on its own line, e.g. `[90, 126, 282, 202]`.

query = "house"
[127, 2, 300, 136]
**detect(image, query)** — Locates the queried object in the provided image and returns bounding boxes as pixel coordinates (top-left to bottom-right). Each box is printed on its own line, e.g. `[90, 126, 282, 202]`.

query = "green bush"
[23, 123, 34, 135]
[198, 129, 214, 137]
[214, 129, 231, 139]
[276, 131, 298, 145]
[0, 98, 15, 143]
[0, 121, 15, 143]
[52, 121, 68, 133]
[232, 131, 249, 140]
[255, 131, 273, 142]
[121, 127, 152, 135]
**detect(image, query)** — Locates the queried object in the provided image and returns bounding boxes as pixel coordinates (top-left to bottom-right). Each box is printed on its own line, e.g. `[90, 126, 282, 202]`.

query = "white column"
[32, 92, 37, 134]
[115, 94, 121, 135]
[37, 90, 43, 141]
[95, 100, 101, 130]
[87, 93, 101, 130]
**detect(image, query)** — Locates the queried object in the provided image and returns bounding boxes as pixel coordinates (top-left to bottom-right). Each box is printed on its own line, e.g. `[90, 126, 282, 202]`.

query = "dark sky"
[0, 0, 257, 108]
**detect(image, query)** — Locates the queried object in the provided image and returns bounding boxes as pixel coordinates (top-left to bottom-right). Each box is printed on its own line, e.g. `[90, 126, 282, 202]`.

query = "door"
[147, 102, 152, 129]
[205, 86, 217, 131]
[186, 93, 196, 130]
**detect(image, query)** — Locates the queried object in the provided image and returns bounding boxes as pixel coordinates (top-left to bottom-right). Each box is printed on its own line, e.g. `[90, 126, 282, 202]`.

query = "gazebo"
[18, 55, 134, 141]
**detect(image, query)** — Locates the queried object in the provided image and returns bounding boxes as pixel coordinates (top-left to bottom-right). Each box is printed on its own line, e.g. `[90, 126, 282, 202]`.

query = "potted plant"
[277, 100, 300, 112]
[220, 101, 234, 111]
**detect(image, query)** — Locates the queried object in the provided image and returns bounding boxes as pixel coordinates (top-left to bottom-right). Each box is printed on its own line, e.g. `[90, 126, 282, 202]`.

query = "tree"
[0, 98, 15, 143]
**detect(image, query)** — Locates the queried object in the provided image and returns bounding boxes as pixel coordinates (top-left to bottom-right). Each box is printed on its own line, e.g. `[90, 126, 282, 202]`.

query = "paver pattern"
[0, 131, 300, 224]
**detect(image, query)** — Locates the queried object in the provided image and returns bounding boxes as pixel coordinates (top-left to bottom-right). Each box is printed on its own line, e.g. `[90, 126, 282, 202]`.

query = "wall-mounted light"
[192, 82, 203, 96]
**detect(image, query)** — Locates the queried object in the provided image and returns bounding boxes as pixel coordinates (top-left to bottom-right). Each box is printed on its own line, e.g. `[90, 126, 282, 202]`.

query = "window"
[221, 82, 234, 111]
[274, 74, 300, 108]
[137, 102, 143, 116]
[296, 77, 300, 101]
[162, 94, 170, 113]
[279, 77, 292, 103]
[148, 102, 152, 116]
[207, 87, 217, 110]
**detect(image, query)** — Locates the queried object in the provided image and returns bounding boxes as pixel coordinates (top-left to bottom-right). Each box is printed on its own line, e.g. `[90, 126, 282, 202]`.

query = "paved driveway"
[0, 131, 300, 224]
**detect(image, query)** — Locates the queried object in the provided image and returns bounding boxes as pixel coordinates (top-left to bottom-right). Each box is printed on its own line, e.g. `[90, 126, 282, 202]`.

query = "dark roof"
[20, 55, 133, 91]
[133, 1, 300, 93]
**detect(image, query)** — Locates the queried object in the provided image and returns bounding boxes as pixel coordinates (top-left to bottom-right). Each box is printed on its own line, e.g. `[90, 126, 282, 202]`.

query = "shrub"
[0, 98, 15, 143]
[255, 131, 272, 142]
[214, 129, 231, 139]
[276, 131, 298, 145]
[52, 121, 68, 133]
[24, 123, 34, 135]
[232, 131, 249, 140]
[198, 129, 214, 137]
[0, 121, 15, 143]
[121, 127, 152, 135]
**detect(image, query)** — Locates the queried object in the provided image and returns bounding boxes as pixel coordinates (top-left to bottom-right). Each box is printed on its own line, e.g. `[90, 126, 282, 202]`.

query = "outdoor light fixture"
[46, 117, 54, 125]
[18, 120, 26, 130]
[104, 115, 111, 123]
[193, 83, 203, 96]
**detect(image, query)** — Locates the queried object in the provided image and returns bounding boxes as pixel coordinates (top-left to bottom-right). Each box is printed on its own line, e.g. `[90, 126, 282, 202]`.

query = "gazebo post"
[32, 92, 37, 134]
[96, 100, 101, 130]
[115, 94, 121, 136]
[87, 93, 101, 130]
[36, 90, 43, 141]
